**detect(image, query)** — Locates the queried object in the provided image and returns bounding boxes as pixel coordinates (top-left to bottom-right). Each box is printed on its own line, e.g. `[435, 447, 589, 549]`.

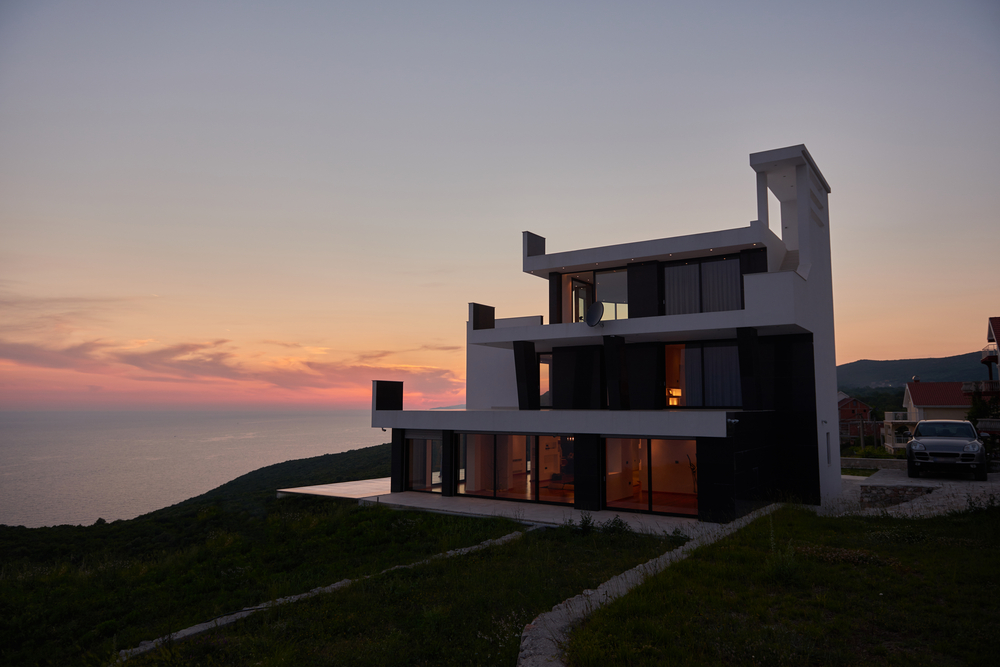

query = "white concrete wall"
[466, 320, 519, 410]
[373, 406, 730, 438]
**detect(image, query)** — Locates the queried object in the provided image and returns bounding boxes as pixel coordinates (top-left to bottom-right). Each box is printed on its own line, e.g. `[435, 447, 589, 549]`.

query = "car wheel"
[907, 463, 919, 479]
[975, 465, 988, 482]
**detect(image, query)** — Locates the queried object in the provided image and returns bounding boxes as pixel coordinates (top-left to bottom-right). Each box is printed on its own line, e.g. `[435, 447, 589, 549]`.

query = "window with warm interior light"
[539, 353, 552, 407]
[605, 437, 697, 516]
[407, 437, 442, 493]
[537, 435, 574, 504]
[561, 272, 594, 323]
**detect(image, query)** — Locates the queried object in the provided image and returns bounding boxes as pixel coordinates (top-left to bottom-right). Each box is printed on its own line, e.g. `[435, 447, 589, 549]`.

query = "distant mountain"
[837, 351, 987, 389]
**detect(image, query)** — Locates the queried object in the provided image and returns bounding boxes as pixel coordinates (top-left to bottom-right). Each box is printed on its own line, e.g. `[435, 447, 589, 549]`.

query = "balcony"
[961, 380, 1000, 395]
[884, 411, 909, 422]
[983, 344, 998, 363]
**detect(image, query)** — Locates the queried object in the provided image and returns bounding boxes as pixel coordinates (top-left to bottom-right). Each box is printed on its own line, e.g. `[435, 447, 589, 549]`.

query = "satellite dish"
[585, 301, 604, 327]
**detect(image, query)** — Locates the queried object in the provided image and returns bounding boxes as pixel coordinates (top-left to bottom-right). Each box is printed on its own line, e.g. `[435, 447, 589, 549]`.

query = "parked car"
[906, 420, 988, 481]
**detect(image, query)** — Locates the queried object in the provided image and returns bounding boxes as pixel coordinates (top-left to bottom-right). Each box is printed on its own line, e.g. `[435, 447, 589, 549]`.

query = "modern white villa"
[372, 144, 840, 522]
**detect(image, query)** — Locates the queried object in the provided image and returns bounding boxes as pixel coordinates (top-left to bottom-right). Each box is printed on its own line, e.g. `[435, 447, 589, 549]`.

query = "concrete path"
[516, 504, 781, 667]
[517, 471, 1000, 667]
[117, 529, 527, 662]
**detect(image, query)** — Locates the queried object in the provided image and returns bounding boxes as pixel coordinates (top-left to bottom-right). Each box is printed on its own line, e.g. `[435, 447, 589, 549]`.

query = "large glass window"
[663, 256, 743, 315]
[561, 272, 594, 323]
[595, 269, 628, 320]
[495, 435, 534, 500]
[663, 263, 700, 315]
[605, 438, 697, 516]
[703, 344, 741, 407]
[539, 353, 552, 408]
[458, 434, 494, 498]
[700, 258, 741, 312]
[605, 438, 645, 511]
[407, 437, 442, 493]
[649, 439, 697, 515]
[537, 435, 574, 504]
[664, 344, 703, 407]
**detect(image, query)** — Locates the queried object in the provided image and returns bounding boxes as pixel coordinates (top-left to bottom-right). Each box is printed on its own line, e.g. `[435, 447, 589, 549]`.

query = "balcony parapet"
[884, 411, 909, 422]
[962, 380, 1000, 395]
[983, 344, 998, 362]
[468, 270, 809, 351]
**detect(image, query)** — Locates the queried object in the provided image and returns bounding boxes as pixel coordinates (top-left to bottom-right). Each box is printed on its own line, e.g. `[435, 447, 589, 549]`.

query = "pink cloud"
[0, 336, 464, 408]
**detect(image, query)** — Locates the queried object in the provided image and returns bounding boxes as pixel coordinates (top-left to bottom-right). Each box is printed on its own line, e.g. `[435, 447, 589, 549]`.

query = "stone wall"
[860, 484, 934, 508]
[841, 457, 906, 470]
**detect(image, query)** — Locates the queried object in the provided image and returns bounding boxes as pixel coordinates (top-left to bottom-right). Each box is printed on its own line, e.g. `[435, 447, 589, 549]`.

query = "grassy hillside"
[1, 443, 527, 666]
[837, 351, 985, 389]
[567, 503, 1000, 666]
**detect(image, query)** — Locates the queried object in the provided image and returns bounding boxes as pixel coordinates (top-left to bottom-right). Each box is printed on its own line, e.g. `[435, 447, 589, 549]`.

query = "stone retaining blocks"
[841, 457, 906, 470]
[860, 484, 934, 508]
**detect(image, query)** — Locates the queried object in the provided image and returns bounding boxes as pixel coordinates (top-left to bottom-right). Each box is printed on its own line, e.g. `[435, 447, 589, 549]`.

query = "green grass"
[127, 519, 688, 667]
[841, 467, 878, 477]
[565, 502, 1000, 667]
[0, 444, 519, 666]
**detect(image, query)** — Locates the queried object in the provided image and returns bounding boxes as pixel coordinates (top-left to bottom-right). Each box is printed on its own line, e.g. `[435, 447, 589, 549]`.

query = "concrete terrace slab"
[276, 479, 719, 537]
[277, 477, 391, 500]
[357, 491, 723, 538]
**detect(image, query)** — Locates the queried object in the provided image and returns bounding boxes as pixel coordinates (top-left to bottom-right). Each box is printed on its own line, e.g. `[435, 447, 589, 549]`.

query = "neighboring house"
[837, 391, 874, 438]
[881, 380, 973, 451]
[372, 144, 840, 523]
[969, 316, 1000, 435]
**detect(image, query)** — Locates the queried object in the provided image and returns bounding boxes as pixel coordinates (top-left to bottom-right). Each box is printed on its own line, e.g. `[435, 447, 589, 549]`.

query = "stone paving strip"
[117, 529, 529, 662]
[516, 503, 782, 667]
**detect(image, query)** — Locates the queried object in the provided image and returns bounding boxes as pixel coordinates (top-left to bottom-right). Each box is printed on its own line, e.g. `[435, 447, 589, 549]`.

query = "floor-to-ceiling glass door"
[537, 435, 574, 504]
[407, 436, 443, 493]
[495, 434, 533, 500]
[456, 432, 572, 505]
[648, 439, 698, 515]
[605, 438, 697, 516]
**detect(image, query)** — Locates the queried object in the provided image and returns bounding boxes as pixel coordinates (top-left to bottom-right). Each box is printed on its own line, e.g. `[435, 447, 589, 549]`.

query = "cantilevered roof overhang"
[371, 406, 731, 438]
[522, 222, 779, 280]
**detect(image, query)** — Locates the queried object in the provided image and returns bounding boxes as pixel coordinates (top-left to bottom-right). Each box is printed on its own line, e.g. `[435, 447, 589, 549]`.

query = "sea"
[0, 410, 387, 528]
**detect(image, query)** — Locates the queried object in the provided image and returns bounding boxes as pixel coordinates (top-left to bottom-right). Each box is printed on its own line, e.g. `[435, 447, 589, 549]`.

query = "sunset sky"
[1, 1, 997, 410]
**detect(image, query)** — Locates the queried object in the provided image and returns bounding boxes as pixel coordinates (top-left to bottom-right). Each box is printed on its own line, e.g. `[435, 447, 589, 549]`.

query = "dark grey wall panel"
[471, 303, 495, 330]
[625, 343, 665, 410]
[549, 273, 562, 325]
[696, 437, 735, 523]
[524, 231, 546, 257]
[390, 428, 405, 493]
[739, 247, 768, 275]
[737, 327, 763, 410]
[513, 340, 540, 410]
[627, 261, 662, 318]
[440, 430, 456, 496]
[573, 433, 603, 511]
[552, 345, 606, 409]
[603, 335, 630, 410]
[374, 380, 404, 411]
[770, 333, 820, 505]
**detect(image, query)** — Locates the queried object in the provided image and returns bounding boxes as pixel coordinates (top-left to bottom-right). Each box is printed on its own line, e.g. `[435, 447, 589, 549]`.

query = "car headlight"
[910, 442, 925, 451]
[964, 442, 981, 452]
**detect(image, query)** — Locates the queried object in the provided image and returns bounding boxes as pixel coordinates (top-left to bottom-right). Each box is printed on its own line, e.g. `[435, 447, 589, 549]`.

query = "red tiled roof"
[906, 381, 972, 407]
[988, 317, 1000, 343]
[838, 396, 870, 410]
